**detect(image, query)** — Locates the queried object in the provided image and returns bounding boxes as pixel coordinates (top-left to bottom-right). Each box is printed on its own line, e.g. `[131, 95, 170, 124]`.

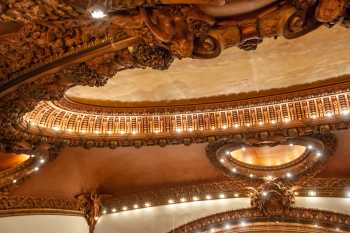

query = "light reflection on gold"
[0, 153, 30, 171]
[230, 145, 306, 167]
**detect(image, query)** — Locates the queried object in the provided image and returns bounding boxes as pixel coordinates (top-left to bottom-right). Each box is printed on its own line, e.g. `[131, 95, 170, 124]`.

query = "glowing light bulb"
[168, 199, 175, 204]
[91, 9, 106, 19]
[308, 190, 317, 197]
[205, 195, 212, 200]
[180, 197, 187, 203]
[219, 193, 226, 199]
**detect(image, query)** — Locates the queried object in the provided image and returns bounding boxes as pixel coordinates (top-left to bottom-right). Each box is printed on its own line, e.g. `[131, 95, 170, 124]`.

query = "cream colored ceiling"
[66, 26, 350, 106]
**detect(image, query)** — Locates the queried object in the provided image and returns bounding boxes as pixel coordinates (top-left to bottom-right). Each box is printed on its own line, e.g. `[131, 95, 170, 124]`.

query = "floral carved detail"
[0, 194, 81, 216]
[248, 180, 296, 215]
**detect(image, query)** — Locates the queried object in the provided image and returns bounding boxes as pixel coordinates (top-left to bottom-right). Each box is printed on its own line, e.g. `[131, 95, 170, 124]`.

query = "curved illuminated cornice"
[169, 208, 350, 233]
[23, 82, 350, 143]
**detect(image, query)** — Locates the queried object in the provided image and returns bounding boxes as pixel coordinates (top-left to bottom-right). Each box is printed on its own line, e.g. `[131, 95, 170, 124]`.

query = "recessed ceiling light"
[234, 193, 239, 197]
[144, 202, 151, 207]
[286, 172, 293, 178]
[307, 145, 313, 150]
[262, 191, 268, 197]
[240, 221, 247, 227]
[122, 206, 128, 211]
[112, 208, 117, 213]
[133, 204, 139, 209]
[193, 196, 199, 201]
[180, 197, 187, 202]
[168, 199, 175, 204]
[231, 168, 237, 173]
[308, 190, 317, 197]
[91, 9, 107, 19]
[206, 195, 212, 200]
[219, 193, 226, 199]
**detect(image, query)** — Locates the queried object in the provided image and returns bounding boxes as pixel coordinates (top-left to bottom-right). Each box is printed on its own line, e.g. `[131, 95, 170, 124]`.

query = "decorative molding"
[101, 178, 350, 214]
[19, 89, 350, 148]
[169, 207, 350, 233]
[0, 0, 349, 153]
[206, 134, 337, 181]
[0, 195, 82, 217]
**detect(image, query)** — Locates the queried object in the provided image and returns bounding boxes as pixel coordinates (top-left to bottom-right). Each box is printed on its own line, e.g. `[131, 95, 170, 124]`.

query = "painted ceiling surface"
[66, 26, 350, 106]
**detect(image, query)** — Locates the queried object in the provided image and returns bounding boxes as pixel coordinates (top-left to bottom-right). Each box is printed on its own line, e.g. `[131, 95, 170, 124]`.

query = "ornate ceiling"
[1, 0, 350, 233]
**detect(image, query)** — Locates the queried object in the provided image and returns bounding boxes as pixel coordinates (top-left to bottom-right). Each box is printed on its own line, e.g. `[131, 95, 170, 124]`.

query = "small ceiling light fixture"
[144, 202, 151, 207]
[241, 146, 246, 152]
[12, 179, 17, 184]
[258, 121, 264, 126]
[286, 172, 293, 178]
[262, 191, 268, 197]
[34, 167, 39, 172]
[231, 167, 237, 173]
[234, 124, 239, 128]
[193, 196, 199, 201]
[40, 159, 45, 164]
[219, 193, 226, 199]
[168, 199, 175, 204]
[90, 8, 107, 19]
[294, 191, 299, 196]
[289, 143, 294, 146]
[234, 193, 239, 198]
[122, 206, 128, 211]
[219, 158, 225, 163]
[225, 150, 230, 155]
[206, 195, 212, 200]
[325, 112, 334, 118]
[307, 144, 313, 150]
[240, 221, 247, 227]
[222, 125, 228, 129]
[112, 208, 117, 213]
[249, 174, 254, 178]
[176, 128, 182, 133]
[102, 209, 107, 214]
[180, 197, 187, 203]
[224, 224, 231, 230]
[308, 190, 317, 197]
[316, 151, 322, 157]
[271, 120, 276, 124]
[133, 204, 139, 209]
[341, 109, 349, 116]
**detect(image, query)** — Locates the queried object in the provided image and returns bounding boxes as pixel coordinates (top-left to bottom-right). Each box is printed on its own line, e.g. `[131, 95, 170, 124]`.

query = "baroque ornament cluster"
[0, 0, 349, 156]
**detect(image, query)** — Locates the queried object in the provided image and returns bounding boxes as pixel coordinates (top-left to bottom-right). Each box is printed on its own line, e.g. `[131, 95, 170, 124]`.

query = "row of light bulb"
[101, 190, 350, 215]
[102, 193, 239, 214]
[11, 155, 45, 184]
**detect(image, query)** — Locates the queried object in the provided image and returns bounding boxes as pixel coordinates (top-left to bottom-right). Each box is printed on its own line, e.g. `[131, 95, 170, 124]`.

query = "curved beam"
[199, 0, 279, 17]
